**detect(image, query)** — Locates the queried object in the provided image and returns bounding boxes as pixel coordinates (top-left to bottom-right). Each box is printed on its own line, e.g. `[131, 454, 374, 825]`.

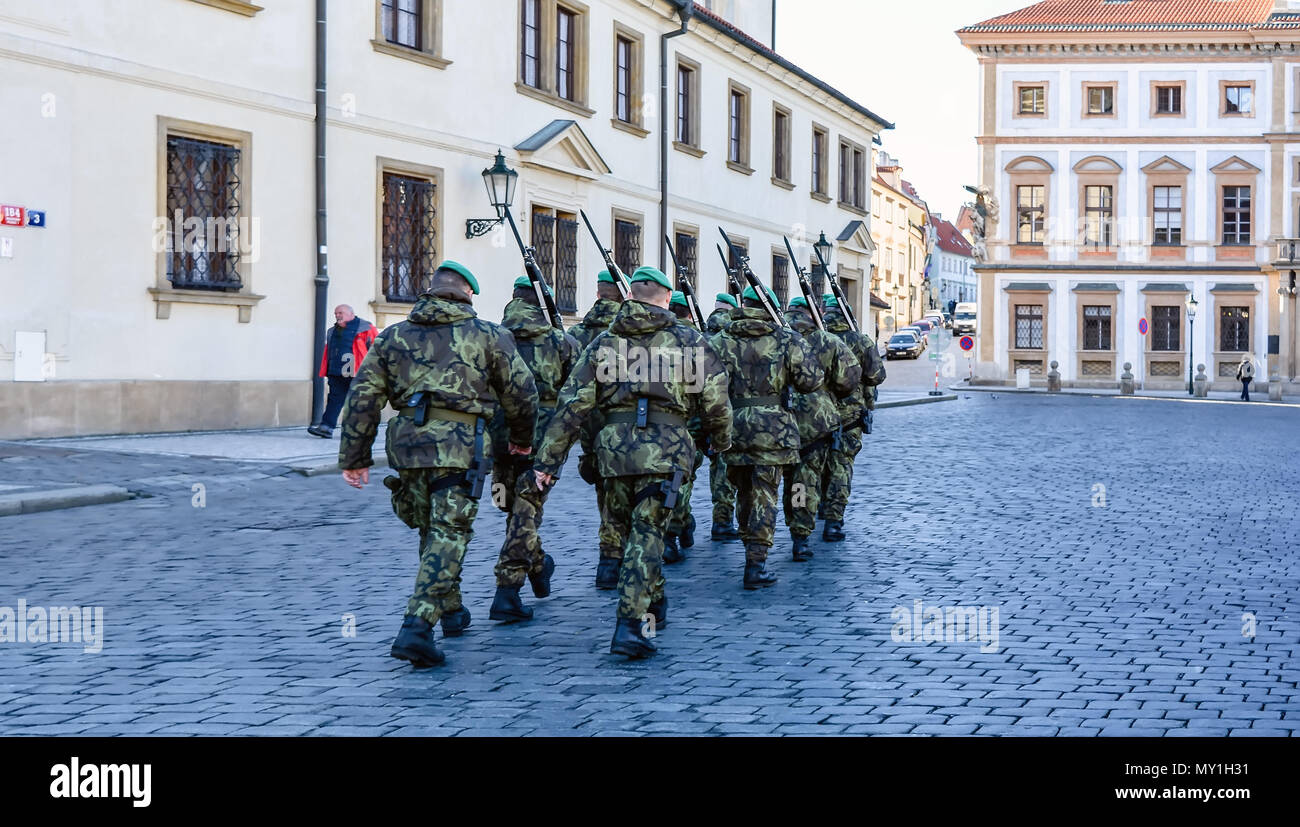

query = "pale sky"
[778, 0, 1030, 222]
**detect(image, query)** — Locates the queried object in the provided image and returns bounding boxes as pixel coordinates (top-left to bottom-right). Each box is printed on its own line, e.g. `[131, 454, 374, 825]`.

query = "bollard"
[1194, 363, 1209, 398]
[1047, 360, 1061, 392]
[1269, 369, 1283, 401]
[1120, 362, 1134, 395]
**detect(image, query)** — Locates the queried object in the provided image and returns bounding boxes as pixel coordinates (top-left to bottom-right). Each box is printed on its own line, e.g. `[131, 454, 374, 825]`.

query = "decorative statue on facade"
[963, 184, 998, 263]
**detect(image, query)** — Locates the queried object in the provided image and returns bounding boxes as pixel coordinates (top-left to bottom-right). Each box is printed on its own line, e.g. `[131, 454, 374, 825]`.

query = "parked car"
[911, 319, 935, 335]
[953, 302, 977, 336]
[924, 312, 947, 330]
[886, 331, 924, 360]
[899, 325, 927, 348]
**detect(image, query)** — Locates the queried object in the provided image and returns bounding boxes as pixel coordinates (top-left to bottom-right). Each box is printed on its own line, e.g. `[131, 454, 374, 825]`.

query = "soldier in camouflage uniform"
[709, 284, 821, 589]
[781, 297, 861, 561]
[339, 261, 538, 668]
[568, 271, 625, 589]
[490, 276, 582, 622]
[663, 290, 703, 564]
[819, 294, 886, 542]
[534, 267, 731, 658]
[705, 293, 740, 542]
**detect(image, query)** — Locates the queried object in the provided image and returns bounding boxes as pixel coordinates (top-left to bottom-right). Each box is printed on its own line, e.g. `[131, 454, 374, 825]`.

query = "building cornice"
[961, 37, 1300, 59]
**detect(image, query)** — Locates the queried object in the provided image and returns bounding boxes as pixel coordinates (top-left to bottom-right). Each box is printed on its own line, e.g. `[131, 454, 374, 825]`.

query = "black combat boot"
[390, 615, 445, 667]
[489, 585, 534, 623]
[609, 617, 657, 659]
[528, 554, 556, 599]
[743, 560, 778, 590]
[647, 595, 667, 629]
[662, 533, 683, 564]
[791, 536, 814, 562]
[711, 520, 741, 542]
[822, 520, 846, 542]
[440, 606, 471, 637]
[595, 557, 620, 590]
[679, 514, 696, 549]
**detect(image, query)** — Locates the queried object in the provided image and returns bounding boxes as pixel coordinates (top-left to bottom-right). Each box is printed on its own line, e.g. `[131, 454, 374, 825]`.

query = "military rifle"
[810, 236, 859, 333]
[578, 209, 632, 300]
[664, 234, 707, 330]
[718, 227, 785, 327]
[783, 236, 825, 332]
[503, 206, 564, 331]
[715, 244, 744, 297]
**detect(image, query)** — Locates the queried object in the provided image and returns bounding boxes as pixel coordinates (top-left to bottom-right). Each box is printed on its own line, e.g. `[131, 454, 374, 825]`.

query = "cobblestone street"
[1, 393, 1297, 736]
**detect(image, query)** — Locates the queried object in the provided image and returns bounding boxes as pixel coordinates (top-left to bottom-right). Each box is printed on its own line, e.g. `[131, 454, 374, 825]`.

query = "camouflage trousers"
[596, 477, 623, 561]
[666, 450, 703, 536]
[709, 451, 736, 525]
[820, 426, 863, 522]
[492, 456, 550, 588]
[726, 462, 782, 563]
[398, 467, 480, 626]
[782, 440, 831, 539]
[602, 474, 671, 619]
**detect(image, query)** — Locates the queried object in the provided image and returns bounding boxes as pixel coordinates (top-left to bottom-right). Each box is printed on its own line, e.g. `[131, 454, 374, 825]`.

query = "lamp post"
[1186, 292, 1198, 395]
[465, 149, 518, 238]
[813, 231, 832, 293]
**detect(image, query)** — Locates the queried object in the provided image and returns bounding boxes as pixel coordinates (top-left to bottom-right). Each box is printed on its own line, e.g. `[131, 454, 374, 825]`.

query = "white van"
[953, 302, 977, 336]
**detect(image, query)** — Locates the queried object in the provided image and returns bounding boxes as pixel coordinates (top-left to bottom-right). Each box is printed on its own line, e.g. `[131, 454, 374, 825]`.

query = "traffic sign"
[1138, 317, 1148, 336]
[959, 336, 974, 351]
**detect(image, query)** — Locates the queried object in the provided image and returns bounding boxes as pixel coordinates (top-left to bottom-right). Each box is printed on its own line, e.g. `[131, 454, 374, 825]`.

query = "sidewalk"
[952, 380, 1300, 407]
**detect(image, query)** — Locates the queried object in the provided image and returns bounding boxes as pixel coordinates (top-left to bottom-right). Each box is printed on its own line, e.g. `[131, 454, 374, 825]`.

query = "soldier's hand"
[508, 443, 532, 456]
[342, 468, 370, 489]
[533, 470, 555, 490]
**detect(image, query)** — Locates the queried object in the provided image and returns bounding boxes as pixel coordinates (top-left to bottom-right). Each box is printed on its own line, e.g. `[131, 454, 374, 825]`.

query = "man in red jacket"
[308, 304, 378, 438]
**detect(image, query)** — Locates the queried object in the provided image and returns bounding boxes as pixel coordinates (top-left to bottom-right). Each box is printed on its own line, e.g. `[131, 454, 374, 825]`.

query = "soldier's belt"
[733, 395, 781, 408]
[397, 406, 478, 426]
[603, 410, 688, 429]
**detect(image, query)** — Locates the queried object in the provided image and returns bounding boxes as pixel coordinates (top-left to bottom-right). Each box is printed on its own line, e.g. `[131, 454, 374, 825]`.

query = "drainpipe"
[658, 0, 692, 270]
[309, 0, 329, 427]
[771, 0, 776, 51]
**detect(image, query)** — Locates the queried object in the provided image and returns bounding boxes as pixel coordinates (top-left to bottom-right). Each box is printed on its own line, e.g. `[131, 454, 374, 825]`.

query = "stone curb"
[290, 457, 390, 477]
[0, 484, 133, 517]
[876, 394, 957, 409]
[950, 384, 1300, 407]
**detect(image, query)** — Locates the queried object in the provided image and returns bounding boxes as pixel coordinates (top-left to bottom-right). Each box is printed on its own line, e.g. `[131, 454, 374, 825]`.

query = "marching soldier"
[533, 267, 732, 658]
[569, 271, 625, 589]
[490, 276, 582, 622]
[338, 261, 538, 668]
[781, 297, 861, 561]
[709, 284, 821, 589]
[705, 293, 741, 542]
[819, 294, 886, 542]
[663, 290, 703, 564]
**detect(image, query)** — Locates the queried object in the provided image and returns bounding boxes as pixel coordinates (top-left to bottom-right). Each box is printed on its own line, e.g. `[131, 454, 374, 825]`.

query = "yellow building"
[870, 150, 931, 331]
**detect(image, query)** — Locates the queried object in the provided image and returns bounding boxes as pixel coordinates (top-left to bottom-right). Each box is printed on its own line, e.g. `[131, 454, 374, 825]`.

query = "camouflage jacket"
[568, 298, 621, 352]
[705, 307, 735, 336]
[709, 308, 823, 466]
[536, 300, 732, 479]
[499, 298, 581, 450]
[338, 291, 538, 471]
[785, 312, 862, 445]
[569, 298, 621, 456]
[823, 309, 885, 420]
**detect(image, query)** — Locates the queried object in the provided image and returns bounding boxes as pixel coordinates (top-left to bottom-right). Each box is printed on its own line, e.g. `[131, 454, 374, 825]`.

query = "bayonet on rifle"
[783, 236, 825, 332]
[578, 209, 632, 301]
[719, 227, 785, 327]
[810, 235, 860, 333]
[665, 235, 706, 330]
[504, 207, 564, 330]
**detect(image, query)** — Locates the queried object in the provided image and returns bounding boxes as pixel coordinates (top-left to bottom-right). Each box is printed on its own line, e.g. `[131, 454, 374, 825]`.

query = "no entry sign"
[959, 336, 974, 352]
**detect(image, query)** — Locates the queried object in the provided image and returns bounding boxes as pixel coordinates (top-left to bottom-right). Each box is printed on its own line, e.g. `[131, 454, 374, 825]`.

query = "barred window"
[1151, 305, 1180, 351]
[1153, 186, 1182, 245]
[1220, 306, 1250, 352]
[1017, 185, 1045, 244]
[382, 0, 421, 50]
[1222, 186, 1251, 245]
[614, 217, 641, 277]
[165, 135, 243, 292]
[1082, 305, 1112, 350]
[381, 172, 437, 302]
[674, 231, 698, 292]
[1083, 185, 1113, 248]
[1015, 304, 1044, 349]
[771, 253, 789, 307]
[529, 208, 578, 314]
[727, 242, 748, 298]
[809, 259, 825, 298]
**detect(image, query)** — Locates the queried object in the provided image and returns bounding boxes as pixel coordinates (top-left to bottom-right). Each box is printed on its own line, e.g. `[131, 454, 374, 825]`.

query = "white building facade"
[0, 0, 889, 438]
[959, 0, 1300, 392]
[929, 214, 976, 310]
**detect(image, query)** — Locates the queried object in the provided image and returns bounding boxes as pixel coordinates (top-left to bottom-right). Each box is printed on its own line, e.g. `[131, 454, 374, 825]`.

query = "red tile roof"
[961, 0, 1275, 33]
[932, 217, 974, 257]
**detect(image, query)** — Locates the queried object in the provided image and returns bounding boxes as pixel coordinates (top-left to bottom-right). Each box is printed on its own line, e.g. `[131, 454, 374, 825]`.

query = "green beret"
[822, 292, 838, 307]
[596, 269, 615, 284]
[670, 291, 688, 308]
[630, 265, 672, 290]
[513, 275, 552, 295]
[788, 296, 808, 309]
[742, 284, 779, 307]
[715, 293, 738, 308]
[436, 260, 480, 295]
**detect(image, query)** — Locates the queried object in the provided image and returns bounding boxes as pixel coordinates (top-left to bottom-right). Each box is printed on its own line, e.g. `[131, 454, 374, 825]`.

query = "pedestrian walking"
[309, 304, 378, 438]
[1236, 354, 1256, 401]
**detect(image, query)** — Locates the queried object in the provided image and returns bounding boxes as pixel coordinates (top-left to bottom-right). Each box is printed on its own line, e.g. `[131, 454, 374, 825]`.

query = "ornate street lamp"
[1185, 292, 1199, 395]
[465, 150, 518, 238]
[814, 232, 832, 270]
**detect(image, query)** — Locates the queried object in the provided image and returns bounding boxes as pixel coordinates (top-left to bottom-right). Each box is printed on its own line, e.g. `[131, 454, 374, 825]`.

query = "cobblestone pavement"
[1, 393, 1297, 736]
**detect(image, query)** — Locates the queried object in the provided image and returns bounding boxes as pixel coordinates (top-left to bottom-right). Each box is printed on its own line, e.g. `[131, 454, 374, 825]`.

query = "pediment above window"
[1072, 155, 1123, 174]
[514, 119, 611, 180]
[1140, 155, 1192, 175]
[1005, 155, 1054, 174]
[1209, 155, 1261, 175]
